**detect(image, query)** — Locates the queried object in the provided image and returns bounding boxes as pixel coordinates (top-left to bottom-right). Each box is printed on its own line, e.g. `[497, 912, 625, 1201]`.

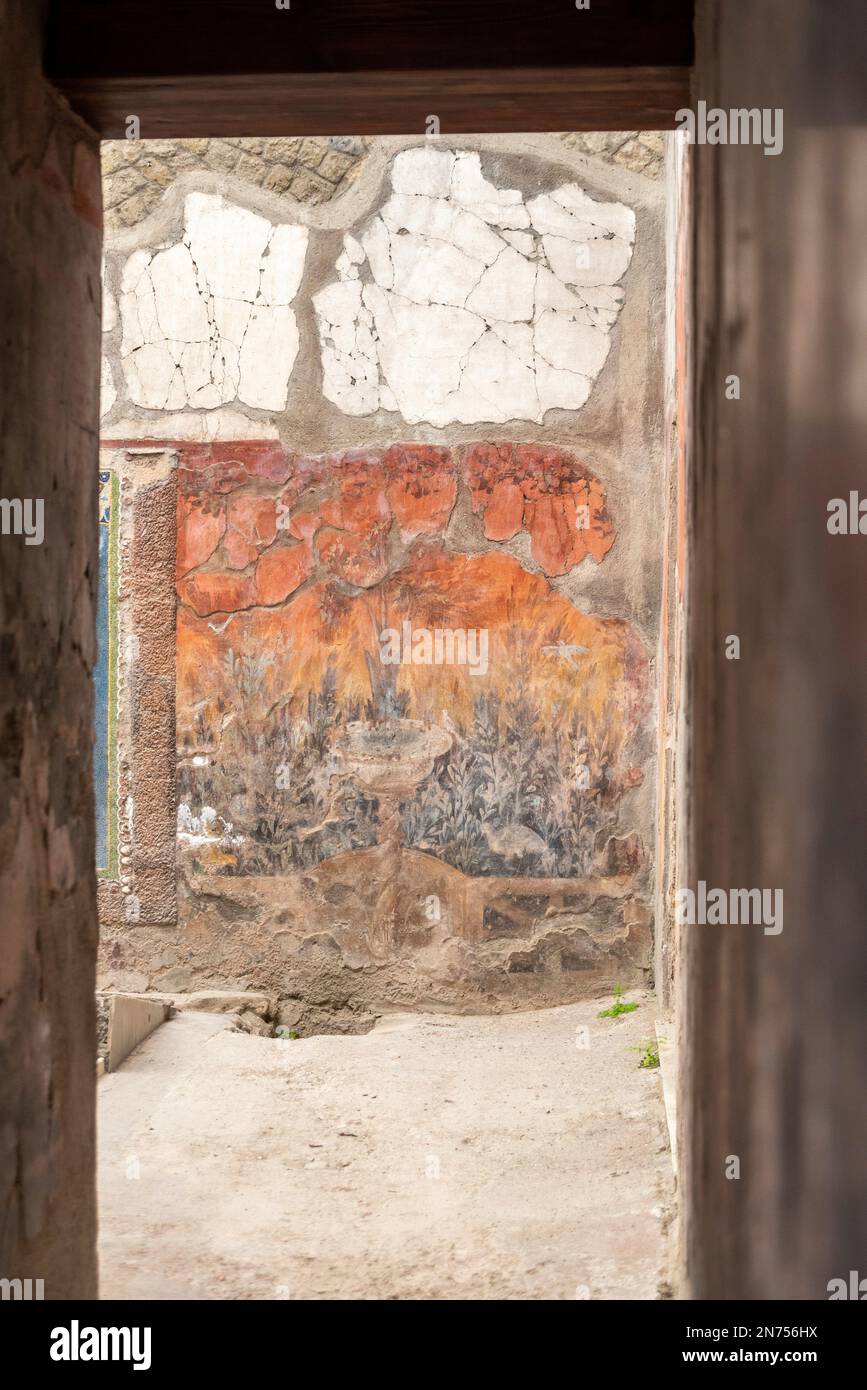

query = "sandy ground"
[98, 995, 674, 1300]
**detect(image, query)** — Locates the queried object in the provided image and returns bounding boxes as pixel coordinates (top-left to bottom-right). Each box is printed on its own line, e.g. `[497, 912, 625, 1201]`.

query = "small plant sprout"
[634, 1038, 663, 1069]
[276, 1026, 300, 1040]
[598, 983, 639, 1019]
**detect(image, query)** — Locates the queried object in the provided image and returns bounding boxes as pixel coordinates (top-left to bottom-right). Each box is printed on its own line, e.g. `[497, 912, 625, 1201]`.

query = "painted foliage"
[175, 443, 648, 892]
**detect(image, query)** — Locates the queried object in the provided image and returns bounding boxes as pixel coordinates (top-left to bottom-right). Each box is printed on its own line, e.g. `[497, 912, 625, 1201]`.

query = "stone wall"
[0, 0, 100, 1294]
[102, 131, 663, 233]
[102, 135, 369, 230]
[97, 134, 668, 1028]
[556, 130, 665, 179]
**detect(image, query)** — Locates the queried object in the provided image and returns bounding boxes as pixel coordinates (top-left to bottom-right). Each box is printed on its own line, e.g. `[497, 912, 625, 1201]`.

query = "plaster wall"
[96, 133, 669, 1027]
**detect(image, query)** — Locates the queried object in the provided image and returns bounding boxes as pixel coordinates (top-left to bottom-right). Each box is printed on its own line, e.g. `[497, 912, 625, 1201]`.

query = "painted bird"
[482, 821, 547, 861]
[542, 641, 589, 670]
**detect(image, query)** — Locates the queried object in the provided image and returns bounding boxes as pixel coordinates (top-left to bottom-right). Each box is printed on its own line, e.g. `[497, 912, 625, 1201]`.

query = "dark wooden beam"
[51, 66, 692, 138]
[45, 1, 694, 137]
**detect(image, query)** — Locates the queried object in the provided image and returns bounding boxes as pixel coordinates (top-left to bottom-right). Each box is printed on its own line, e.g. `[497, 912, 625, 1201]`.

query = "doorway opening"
[93, 128, 686, 1299]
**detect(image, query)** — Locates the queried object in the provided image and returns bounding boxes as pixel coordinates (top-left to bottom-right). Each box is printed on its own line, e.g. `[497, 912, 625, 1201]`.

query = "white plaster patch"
[117, 193, 308, 413]
[102, 288, 117, 334]
[106, 409, 280, 442]
[315, 149, 635, 424]
[100, 357, 116, 418]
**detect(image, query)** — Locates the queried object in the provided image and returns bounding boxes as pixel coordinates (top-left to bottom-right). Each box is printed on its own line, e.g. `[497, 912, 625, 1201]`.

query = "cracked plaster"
[116, 192, 308, 412]
[97, 136, 666, 1017]
[315, 149, 636, 425]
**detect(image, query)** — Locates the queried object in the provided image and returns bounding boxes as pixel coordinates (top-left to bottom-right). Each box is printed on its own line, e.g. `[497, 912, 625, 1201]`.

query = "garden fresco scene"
[172, 440, 653, 1008]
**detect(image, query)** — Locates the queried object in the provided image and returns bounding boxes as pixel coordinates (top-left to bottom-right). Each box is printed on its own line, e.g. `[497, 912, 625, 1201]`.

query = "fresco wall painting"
[173, 441, 653, 1013]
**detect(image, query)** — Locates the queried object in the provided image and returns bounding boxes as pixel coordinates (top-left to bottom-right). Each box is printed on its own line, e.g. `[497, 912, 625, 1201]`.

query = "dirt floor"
[97, 994, 674, 1300]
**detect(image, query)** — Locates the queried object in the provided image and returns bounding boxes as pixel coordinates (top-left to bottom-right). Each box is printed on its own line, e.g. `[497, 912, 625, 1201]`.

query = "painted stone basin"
[334, 719, 453, 958]
[336, 719, 452, 797]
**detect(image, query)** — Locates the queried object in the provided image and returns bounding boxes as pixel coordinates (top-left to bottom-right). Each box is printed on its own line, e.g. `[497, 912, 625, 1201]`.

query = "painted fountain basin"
[336, 719, 452, 796]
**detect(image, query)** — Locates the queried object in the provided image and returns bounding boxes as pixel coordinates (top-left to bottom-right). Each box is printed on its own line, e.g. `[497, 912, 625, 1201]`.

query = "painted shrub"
[173, 441, 652, 1008]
